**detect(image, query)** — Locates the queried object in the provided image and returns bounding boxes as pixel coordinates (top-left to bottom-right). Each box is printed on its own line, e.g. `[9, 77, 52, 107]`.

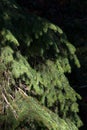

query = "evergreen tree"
[0, 0, 82, 130]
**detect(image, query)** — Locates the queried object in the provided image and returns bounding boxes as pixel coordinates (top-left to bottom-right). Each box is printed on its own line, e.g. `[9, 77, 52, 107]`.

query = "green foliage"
[1, 29, 19, 46]
[0, 0, 82, 130]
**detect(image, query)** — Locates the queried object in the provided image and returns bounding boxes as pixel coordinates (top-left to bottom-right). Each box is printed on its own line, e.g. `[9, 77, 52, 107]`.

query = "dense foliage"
[0, 0, 83, 130]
